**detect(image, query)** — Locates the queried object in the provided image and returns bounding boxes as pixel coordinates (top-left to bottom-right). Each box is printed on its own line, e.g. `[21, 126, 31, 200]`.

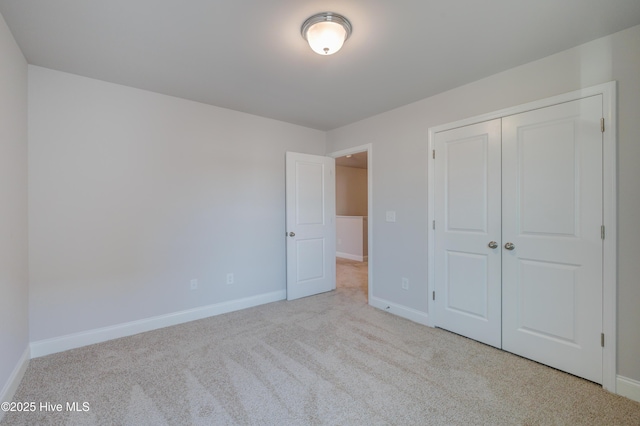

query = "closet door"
[501, 96, 603, 383]
[434, 119, 502, 348]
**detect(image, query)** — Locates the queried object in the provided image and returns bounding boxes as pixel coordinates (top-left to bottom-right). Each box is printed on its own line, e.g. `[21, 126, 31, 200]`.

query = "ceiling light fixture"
[301, 12, 352, 55]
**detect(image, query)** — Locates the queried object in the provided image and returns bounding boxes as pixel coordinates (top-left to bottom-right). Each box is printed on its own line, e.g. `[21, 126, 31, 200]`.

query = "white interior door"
[285, 152, 336, 301]
[501, 96, 603, 383]
[434, 119, 502, 348]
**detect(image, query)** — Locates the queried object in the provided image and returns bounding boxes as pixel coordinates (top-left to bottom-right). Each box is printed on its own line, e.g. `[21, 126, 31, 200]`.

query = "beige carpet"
[3, 258, 639, 425]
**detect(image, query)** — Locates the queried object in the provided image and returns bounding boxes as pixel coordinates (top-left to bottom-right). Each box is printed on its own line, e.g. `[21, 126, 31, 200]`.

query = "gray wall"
[326, 25, 640, 382]
[612, 25, 640, 384]
[0, 12, 28, 400]
[28, 66, 326, 342]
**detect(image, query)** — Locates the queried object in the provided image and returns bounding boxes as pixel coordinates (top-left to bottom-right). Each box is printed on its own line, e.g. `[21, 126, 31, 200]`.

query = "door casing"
[328, 144, 373, 304]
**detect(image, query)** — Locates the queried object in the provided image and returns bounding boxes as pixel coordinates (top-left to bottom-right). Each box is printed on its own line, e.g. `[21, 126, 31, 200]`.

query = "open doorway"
[329, 145, 372, 303]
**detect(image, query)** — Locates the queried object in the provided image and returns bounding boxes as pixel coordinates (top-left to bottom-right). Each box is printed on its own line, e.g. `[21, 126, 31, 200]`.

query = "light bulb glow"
[306, 21, 346, 55]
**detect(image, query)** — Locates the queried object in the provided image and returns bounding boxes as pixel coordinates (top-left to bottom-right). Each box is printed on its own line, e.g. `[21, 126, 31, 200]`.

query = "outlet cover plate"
[386, 211, 396, 222]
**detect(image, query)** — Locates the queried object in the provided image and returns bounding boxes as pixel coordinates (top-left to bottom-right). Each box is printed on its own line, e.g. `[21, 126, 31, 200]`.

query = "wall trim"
[336, 251, 365, 262]
[370, 296, 429, 326]
[616, 376, 640, 403]
[0, 346, 30, 421]
[30, 290, 286, 358]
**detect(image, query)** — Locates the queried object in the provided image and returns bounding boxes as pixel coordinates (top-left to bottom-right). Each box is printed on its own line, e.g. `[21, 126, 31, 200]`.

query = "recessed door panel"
[518, 120, 577, 236]
[446, 251, 488, 319]
[296, 238, 325, 282]
[518, 259, 577, 343]
[446, 137, 488, 233]
[296, 162, 325, 226]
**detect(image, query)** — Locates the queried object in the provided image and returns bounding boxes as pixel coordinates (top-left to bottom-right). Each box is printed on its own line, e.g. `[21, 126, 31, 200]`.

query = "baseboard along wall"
[336, 252, 367, 262]
[369, 296, 429, 326]
[30, 290, 286, 358]
[617, 375, 640, 403]
[0, 346, 30, 422]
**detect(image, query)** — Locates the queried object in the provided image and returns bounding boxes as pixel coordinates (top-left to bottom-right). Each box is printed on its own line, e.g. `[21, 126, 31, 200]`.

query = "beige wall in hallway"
[336, 165, 367, 216]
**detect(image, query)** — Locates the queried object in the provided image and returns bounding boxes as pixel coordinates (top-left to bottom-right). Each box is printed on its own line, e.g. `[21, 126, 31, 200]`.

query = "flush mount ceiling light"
[301, 12, 352, 55]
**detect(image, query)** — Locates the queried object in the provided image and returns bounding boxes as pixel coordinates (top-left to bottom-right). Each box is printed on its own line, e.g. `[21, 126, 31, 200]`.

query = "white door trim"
[328, 144, 373, 304]
[427, 81, 617, 392]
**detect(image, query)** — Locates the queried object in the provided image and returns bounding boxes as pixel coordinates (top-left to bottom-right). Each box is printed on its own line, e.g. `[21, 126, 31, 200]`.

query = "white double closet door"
[434, 95, 604, 384]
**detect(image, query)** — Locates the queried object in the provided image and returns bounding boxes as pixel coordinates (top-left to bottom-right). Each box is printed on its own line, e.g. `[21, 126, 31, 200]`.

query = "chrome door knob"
[288, 231, 295, 237]
[488, 241, 498, 249]
[504, 242, 515, 250]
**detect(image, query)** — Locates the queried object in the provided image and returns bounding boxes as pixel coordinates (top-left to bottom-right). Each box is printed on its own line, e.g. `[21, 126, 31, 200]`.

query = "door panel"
[434, 119, 502, 348]
[296, 238, 325, 282]
[285, 152, 335, 301]
[446, 136, 490, 232]
[517, 259, 578, 343]
[502, 96, 603, 384]
[518, 121, 578, 236]
[295, 162, 325, 225]
[446, 251, 489, 319]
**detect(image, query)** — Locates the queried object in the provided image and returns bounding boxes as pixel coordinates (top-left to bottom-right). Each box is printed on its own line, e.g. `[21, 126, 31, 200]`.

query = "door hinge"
[601, 225, 605, 240]
[432, 291, 435, 301]
[432, 150, 435, 159]
[432, 220, 435, 230]
[601, 118, 605, 133]
[601, 333, 605, 347]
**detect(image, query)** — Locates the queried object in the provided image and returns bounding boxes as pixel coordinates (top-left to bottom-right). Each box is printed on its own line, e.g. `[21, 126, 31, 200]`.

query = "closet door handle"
[488, 241, 498, 249]
[504, 242, 515, 250]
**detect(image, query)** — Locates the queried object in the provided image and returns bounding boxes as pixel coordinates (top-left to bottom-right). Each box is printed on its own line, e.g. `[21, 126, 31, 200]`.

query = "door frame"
[328, 143, 373, 304]
[427, 82, 617, 392]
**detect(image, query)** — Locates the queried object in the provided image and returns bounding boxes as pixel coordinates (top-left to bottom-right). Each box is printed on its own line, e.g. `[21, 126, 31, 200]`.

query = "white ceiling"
[1, 1, 639, 131]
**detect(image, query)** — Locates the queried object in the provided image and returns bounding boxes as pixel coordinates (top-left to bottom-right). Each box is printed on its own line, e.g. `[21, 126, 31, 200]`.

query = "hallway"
[336, 257, 368, 302]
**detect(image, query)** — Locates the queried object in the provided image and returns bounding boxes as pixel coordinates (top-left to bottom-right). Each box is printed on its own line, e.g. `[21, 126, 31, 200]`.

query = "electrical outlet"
[226, 273, 234, 285]
[401, 277, 409, 290]
[190, 279, 198, 290]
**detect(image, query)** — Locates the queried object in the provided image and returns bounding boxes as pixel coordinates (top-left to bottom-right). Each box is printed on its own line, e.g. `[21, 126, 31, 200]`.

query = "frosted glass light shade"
[306, 21, 347, 55]
[301, 12, 352, 56]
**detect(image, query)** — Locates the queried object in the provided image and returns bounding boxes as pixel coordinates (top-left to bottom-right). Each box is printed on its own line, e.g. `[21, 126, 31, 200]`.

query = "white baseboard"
[617, 375, 640, 403]
[370, 296, 429, 326]
[337, 252, 365, 262]
[30, 290, 286, 358]
[0, 346, 30, 422]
